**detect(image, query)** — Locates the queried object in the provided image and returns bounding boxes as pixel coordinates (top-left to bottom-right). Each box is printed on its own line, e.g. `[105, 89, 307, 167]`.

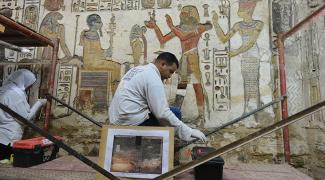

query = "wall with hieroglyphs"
[1, 0, 274, 129]
[0, 0, 324, 178]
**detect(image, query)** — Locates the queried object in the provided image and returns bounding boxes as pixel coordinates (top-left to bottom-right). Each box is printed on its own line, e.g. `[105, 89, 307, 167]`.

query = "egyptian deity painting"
[37, 11, 72, 95]
[129, 24, 147, 66]
[212, 0, 264, 115]
[78, 14, 121, 113]
[145, 5, 212, 127]
[38, 12, 72, 60]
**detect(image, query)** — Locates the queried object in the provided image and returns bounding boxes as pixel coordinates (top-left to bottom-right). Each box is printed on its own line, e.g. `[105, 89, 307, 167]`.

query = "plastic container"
[194, 156, 224, 180]
[12, 136, 62, 167]
[192, 146, 225, 180]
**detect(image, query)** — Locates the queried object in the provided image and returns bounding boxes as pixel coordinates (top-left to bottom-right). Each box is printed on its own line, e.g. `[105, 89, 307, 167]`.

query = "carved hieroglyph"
[55, 65, 75, 115]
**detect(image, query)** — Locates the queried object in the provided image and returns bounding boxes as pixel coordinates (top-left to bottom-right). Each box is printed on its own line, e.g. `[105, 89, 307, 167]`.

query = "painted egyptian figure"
[212, 0, 264, 114]
[145, 5, 212, 127]
[37, 12, 72, 95]
[79, 14, 121, 93]
[79, 14, 115, 68]
[129, 24, 146, 66]
[38, 12, 72, 59]
[23, 5, 38, 31]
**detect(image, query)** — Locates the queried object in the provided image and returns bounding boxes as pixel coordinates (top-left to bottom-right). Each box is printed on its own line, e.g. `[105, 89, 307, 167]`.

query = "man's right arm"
[146, 83, 205, 141]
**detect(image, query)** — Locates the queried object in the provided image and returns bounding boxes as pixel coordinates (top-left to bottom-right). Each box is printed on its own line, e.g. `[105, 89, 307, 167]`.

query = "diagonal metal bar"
[282, 5, 325, 40]
[154, 100, 325, 180]
[176, 96, 285, 151]
[45, 93, 103, 128]
[0, 102, 119, 180]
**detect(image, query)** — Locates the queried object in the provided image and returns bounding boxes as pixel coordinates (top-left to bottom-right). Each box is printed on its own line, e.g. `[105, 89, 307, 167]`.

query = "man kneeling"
[109, 52, 206, 142]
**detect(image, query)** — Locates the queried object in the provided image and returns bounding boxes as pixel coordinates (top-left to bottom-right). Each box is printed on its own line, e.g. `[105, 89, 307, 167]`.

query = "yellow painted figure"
[38, 12, 71, 59]
[79, 14, 121, 94]
[212, 0, 264, 113]
[37, 12, 72, 95]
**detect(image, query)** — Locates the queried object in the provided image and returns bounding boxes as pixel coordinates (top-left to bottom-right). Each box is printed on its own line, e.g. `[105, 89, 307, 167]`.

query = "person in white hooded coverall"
[0, 69, 47, 160]
[109, 52, 206, 142]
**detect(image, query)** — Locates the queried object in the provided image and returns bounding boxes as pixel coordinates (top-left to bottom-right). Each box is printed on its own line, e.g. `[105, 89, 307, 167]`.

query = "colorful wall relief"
[0, 0, 274, 128]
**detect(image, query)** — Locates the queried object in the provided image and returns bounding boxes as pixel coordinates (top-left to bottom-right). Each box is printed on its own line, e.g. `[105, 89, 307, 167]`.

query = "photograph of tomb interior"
[111, 135, 163, 174]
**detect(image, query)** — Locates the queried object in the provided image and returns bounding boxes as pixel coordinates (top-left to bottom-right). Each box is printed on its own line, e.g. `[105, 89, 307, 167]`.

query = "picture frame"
[97, 125, 174, 180]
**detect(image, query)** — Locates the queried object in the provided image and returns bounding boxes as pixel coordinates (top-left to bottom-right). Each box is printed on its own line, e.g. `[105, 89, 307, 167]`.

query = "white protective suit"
[0, 69, 45, 145]
[109, 63, 194, 141]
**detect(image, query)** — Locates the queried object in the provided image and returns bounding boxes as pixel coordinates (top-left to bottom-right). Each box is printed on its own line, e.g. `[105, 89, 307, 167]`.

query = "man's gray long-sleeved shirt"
[109, 63, 192, 140]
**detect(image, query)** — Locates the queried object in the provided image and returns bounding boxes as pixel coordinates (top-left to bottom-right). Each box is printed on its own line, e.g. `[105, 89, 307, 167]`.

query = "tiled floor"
[0, 156, 312, 180]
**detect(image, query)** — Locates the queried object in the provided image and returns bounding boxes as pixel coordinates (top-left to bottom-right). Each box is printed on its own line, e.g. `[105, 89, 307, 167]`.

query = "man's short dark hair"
[156, 52, 179, 68]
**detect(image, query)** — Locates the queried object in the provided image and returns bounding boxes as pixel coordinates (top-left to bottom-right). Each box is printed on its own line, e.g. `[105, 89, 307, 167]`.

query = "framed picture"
[97, 125, 174, 180]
